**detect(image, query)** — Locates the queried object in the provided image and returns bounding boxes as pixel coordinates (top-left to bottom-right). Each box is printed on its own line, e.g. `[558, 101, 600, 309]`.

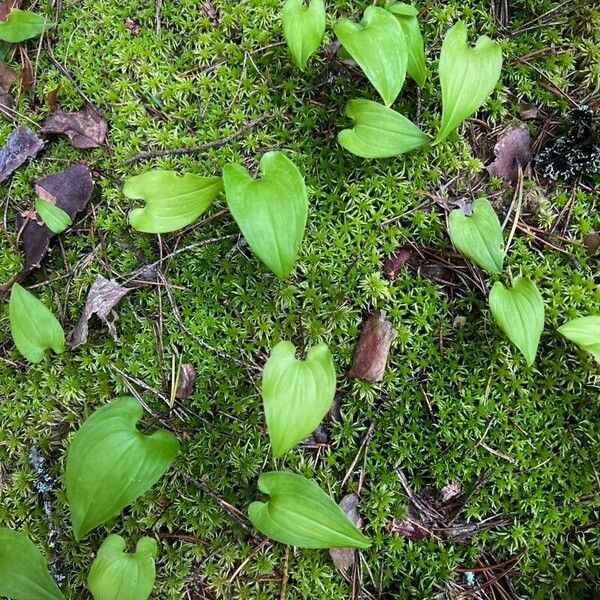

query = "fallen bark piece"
[68, 276, 130, 348]
[487, 122, 532, 185]
[349, 310, 397, 382]
[16, 164, 93, 271]
[329, 494, 362, 571]
[42, 105, 107, 149]
[0, 125, 43, 182]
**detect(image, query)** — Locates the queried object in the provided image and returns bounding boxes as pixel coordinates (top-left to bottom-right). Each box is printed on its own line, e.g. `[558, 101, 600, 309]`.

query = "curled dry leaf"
[42, 105, 107, 149]
[487, 123, 532, 185]
[349, 310, 397, 382]
[0, 124, 43, 183]
[329, 494, 362, 571]
[175, 363, 197, 399]
[68, 276, 130, 349]
[0, 62, 16, 120]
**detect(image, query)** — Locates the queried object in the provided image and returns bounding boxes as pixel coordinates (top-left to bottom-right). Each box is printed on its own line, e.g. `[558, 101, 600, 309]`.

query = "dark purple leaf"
[0, 125, 43, 183]
[42, 105, 107, 149]
[487, 123, 532, 185]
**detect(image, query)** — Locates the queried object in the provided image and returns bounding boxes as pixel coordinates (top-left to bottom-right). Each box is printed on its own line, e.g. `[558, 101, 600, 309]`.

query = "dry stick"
[229, 538, 270, 583]
[124, 112, 271, 164]
[279, 547, 289, 600]
[340, 419, 377, 488]
[503, 167, 524, 258]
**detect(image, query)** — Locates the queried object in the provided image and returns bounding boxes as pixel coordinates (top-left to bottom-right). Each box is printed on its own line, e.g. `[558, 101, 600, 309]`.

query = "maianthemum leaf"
[66, 397, 179, 540]
[248, 472, 371, 549]
[489, 277, 544, 366]
[335, 6, 407, 106]
[0, 9, 50, 43]
[125, 170, 222, 233]
[557, 316, 600, 363]
[262, 341, 335, 457]
[448, 197, 503, 274]
[223, 151, 307, 278]
[282, 0, 326, 71]
[337, 99, 429, 158]
[435, 21, 502, 144]
[35, 197, 72, 234]
[9, 283, 65, 363]
[88, 535, 157, 600]
[0, 528, 65, 600]
[386, 2, 427, 86]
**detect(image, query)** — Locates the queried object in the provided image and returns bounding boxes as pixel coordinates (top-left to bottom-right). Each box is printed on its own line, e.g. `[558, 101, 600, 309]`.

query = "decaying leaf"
[42, 105, 107, 149]
[349, 310, 397, 382]
[487, 123, 532, 185]
[0, 61, 16, 120]
[583, 232, 599, 257]
[175, 363, 197, 399]
[200, 1, 219, 24]
[68, 276, 130, 349]
[0, 0, 21, 22]
[441, 481, 462, 503]
[15, 164, 93, 272]
[329, 494, 362, 571]
[0, 124, 43, 182]
[386, 511, 429, 540]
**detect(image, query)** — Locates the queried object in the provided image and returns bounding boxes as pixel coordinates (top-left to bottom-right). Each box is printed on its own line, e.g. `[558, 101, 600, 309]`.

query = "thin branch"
[124, 112, 271, 164]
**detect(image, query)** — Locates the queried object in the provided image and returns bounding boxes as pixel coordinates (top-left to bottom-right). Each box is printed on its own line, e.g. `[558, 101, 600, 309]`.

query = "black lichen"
[536, 106, 600, 181]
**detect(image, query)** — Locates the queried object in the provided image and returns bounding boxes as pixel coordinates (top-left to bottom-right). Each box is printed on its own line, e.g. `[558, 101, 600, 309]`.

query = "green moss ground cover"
[0, 0, 599, 597]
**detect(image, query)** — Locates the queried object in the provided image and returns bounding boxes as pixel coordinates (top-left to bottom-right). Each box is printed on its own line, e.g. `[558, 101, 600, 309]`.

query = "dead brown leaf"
[68, 276, 130, 348]
[175, 363, 197, 399]
[0, 62, 16, 121]
[0, 125, 43, 183]
[583, 232, 599, 257]
[349, 310, 397, 383]
[200, 1, 219, 24]
[329, 494, 361, 571]
[42, 105, 107, 149]
[46, 84, 60, 109]
[17, 163, 93, 270]
[0, 0, 21, 22]
[487, 122, 532, 185]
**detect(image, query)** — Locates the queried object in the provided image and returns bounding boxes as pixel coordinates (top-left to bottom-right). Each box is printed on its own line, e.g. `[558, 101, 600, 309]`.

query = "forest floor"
[0, 0, 599, 598]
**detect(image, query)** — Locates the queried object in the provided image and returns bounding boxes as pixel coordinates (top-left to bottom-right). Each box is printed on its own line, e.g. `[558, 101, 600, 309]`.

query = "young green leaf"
[35, 197, 72, 234]
[125, 170, 222, 233]
[0, 528, 65, 600]
[263, 341, 335, 457]
[9, 283, 65, 363]
[337, 98, 430, 158]
[557, 316, 600, 363]
[223, 151, 307, 278]
[0, 9, 50, 43]
[489, 277, 544, 366]
[334, 6, 407, 106]
[386, 2, 427, 86]
[248, 472, 371, 549]
[88, 535, 157, 600]
[435, 21, 502, 144]
[448, 197, 503, 274]
[282, 0, 326, 71]
[66, 397, 179, 540]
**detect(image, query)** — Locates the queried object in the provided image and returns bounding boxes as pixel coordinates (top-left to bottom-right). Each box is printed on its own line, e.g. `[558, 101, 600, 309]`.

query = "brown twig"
[124, 113, 271, 164]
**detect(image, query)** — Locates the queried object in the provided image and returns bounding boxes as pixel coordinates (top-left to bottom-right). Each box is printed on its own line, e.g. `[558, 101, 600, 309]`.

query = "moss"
[0, 0, 599, 598]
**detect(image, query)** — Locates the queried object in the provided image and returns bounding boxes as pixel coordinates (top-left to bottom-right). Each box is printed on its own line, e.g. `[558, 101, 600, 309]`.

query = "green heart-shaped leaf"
[557, 316, 600, 363]
[448, 197, 504, 274]
[0, 529, 65, 600]
[223, 151, 308, 278]
[282, 0, 326, 71]
[35, 198, 72, 234]
[337, 98, 430, 158]
[249, 471, 371, 549]
[489, 277, 545, 366]
[262, 341, 335, 457]
[435, 21, 502, 144]
[386, 2, 427, 86]
[66, 397, 179, 540]
[9, 283, 65, 363]
[88, 535, 157, 600]
[335, 6, 407, 106]
[125, 170, 222, 233]
[0, 9, 51, 43]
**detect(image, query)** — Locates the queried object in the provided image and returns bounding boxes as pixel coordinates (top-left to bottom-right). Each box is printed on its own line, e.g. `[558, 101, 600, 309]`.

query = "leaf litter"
[0, 124, 43, 182]
[42, 105, 107, 149]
